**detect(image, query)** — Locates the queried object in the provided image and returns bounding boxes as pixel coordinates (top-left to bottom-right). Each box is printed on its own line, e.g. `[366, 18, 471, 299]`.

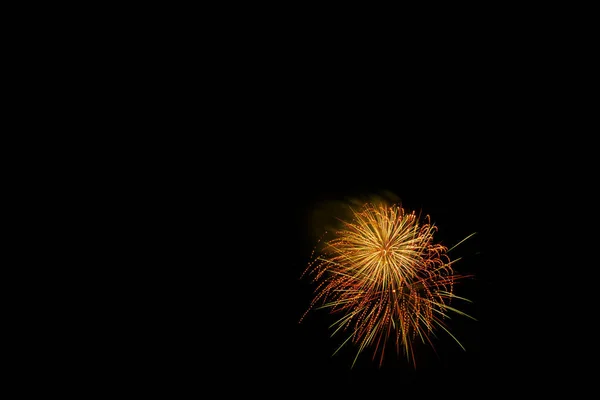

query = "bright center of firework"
[380, 243, 393, 257]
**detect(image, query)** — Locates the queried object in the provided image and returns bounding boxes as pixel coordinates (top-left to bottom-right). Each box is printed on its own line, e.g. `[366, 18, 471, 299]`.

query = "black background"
[20, 4, 593, 396]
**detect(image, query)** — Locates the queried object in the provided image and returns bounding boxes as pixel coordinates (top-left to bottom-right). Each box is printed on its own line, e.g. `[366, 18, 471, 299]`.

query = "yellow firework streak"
[300, 202, 476, 368]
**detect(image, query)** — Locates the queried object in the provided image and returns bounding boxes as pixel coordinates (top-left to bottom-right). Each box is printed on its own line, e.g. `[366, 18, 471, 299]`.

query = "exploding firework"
[300, 201, 476, 368]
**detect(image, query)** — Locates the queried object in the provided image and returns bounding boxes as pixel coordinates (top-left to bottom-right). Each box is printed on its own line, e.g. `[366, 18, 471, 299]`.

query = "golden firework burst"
[300, 202, 476, 368]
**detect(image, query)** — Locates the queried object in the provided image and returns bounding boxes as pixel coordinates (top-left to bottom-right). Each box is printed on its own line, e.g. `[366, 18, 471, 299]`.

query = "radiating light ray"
[300, 202, 477, 367]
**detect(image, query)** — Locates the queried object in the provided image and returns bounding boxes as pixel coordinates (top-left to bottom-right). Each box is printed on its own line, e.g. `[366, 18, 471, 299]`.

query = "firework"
[300, 202, 476, 368]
